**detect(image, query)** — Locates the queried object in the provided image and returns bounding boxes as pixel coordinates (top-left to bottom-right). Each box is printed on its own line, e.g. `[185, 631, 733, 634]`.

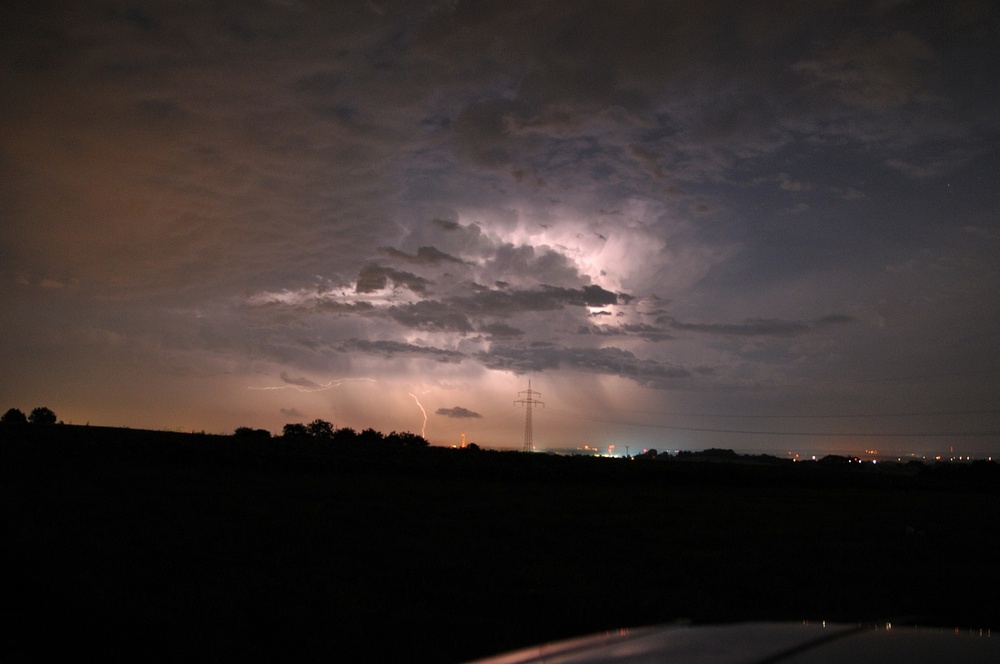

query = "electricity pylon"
[514, 380, 543, 452]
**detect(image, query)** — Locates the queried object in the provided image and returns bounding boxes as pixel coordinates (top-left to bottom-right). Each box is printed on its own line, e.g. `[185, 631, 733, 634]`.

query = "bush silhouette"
[28, 407, 57, 425]
[2, 408, 28, 428]
[282, 422, 309, 440]
[306, 419, 335, 440]
[234, 427, 271, 440]
[385, 431, 429, 448]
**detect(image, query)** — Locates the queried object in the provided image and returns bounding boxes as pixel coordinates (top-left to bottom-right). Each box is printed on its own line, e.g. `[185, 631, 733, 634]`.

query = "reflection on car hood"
[466, 622, 998, 664]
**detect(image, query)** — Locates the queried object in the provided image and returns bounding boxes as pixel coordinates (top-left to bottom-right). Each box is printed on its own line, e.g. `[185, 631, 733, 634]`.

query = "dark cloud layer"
[381, 246, 465, 265]
[356, 265, 431, 294]
[280, 372, 324, 389]
[338, 339, 464, 363]
[436, 406, 482, 419]
[478, 345, 691, 384]
[664, 315, 858, 338]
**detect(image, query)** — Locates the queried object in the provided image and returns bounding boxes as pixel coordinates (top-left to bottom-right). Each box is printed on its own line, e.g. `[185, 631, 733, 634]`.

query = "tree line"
[2, 407, 427, 449]
[1, 406, 57, 428]
[237, 419, 429, 448]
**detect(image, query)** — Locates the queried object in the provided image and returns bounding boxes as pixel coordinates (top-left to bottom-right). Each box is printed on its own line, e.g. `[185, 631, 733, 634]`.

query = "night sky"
[2, 1, 998, 456]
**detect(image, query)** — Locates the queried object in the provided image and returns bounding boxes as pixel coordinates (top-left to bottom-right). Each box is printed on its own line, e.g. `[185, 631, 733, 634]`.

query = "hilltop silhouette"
[3, 410, 998, 662]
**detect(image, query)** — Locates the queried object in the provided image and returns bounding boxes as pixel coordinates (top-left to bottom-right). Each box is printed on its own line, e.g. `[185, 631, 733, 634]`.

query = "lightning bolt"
[408, 392, 428, 438]
[248, 377, 378, 392]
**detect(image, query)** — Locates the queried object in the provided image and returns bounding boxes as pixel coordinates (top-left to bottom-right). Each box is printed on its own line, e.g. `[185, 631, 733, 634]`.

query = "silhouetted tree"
[282, 422, 309, 440]
[306, 419, 334, 440]
[332, 427, 357, 443]
[386, 431, 429, 448]
[1, 408, 28, 428]
[357, 427, 384, 444]
[234, 427, 271, 440]
[28, 406, 57, 425]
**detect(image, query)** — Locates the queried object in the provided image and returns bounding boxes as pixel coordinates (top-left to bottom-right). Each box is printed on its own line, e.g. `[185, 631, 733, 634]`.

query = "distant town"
[541, 444, 994, 464]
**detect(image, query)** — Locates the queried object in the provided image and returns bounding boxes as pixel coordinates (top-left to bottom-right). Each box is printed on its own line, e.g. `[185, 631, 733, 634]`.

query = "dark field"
[4, 426, 999, 662]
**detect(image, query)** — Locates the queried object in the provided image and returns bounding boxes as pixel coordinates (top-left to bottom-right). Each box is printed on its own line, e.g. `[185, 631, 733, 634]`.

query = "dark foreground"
[4, 426, 999, 662]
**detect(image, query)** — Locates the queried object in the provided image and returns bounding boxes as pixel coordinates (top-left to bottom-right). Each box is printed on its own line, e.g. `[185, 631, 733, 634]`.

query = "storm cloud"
[1, 1, 996, 454]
